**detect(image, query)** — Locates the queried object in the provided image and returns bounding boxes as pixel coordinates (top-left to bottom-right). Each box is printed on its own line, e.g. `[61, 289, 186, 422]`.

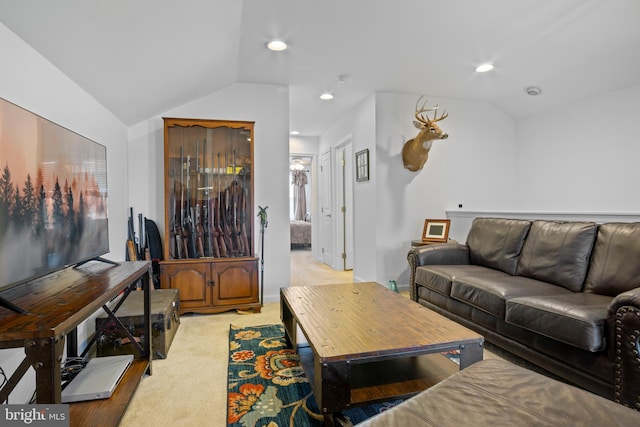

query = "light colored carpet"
[120, 249, 350, 426]
[119, 303, 283, 427]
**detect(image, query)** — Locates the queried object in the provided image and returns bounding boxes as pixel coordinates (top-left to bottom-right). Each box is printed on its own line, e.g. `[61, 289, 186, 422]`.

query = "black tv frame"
[0, 98, 111, 314]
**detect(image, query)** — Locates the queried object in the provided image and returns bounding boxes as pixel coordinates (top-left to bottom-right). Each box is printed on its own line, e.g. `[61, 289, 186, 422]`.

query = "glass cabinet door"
[163, 118, 254, 261]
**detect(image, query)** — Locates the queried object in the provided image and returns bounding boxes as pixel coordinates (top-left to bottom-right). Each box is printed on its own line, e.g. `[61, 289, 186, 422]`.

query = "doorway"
[289, 150, 353, 285]
[289, 155, 313, 256]
[289, 155, 312, 224]
[317, 138, 354, 272]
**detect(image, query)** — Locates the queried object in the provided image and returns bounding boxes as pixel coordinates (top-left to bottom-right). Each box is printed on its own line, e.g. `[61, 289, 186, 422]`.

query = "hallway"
[290, 247, 353, 286]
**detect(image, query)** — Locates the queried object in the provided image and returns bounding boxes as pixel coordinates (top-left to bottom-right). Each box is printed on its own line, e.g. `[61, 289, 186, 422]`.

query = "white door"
[335, 142, 354, 270]
[320, 150, 333, 266]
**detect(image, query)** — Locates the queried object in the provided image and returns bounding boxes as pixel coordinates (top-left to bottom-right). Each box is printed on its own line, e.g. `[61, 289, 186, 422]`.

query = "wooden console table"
[0, 261, 152, 427]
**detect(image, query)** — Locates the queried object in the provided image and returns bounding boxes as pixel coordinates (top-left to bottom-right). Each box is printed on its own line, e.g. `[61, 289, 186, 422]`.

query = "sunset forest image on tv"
[0, 98, 109, 290]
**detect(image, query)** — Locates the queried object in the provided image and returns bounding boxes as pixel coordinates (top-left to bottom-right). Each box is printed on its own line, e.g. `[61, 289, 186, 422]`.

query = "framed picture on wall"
[422, 219, 451, 243]
[355, 149, 369, 182]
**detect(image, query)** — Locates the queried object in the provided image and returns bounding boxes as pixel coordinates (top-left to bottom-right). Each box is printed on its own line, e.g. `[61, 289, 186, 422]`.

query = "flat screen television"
[0, 98, 110, 313]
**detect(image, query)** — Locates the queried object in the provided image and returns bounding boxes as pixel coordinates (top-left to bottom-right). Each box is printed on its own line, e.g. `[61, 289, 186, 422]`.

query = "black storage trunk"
[96, 289, 180, 359]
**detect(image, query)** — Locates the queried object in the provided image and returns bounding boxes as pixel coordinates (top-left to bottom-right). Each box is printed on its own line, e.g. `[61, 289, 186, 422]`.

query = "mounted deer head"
[401, 96, 449, 172]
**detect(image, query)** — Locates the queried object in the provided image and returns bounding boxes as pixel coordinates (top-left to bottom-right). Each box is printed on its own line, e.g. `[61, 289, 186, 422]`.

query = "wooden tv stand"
[0, 260, 152, 427]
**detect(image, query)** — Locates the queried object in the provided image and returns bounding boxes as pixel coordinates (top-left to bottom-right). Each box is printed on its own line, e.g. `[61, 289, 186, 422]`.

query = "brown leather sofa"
[356, 359, 640, 426]
[408, 217, 640, 409]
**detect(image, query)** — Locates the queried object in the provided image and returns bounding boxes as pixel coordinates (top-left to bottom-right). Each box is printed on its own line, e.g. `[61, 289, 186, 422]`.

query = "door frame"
[319, 149, 333, 267]
[289, 153, 315, 223]
[335, 137, 353, 270]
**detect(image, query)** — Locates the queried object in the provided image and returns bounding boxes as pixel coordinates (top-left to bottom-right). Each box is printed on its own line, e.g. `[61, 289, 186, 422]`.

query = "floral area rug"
[226, 324, 403, 427]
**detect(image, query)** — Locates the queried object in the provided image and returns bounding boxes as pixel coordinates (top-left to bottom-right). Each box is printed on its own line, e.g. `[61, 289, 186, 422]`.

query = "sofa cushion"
[415, 265, 502, 296]
[584, 222, 640, 296]
[466, 218, 532, 275]
[450, 274, 571, 318]
[355, 359, 640, 427]
[515, 220, 597, 292]
[505, 293, 612, 352]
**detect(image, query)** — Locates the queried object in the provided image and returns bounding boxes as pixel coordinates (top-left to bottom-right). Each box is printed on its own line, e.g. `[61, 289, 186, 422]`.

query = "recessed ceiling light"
[336, 73, 351, 84]
[475, 63, 494, 73]
[525, 86, 542, 96]
[266, 40, 287, 51]
[290, 130, 300, 135]
[320, 93, 334, 100]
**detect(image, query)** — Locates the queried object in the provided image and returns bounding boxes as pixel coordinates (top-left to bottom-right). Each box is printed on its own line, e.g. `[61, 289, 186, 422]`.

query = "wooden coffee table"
[280, 282, 484, 425]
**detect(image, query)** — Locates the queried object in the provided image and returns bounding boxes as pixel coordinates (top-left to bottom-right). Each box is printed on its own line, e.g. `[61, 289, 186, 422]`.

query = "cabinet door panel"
[160, 263, 211, 310]
[212, 260, 258, 306]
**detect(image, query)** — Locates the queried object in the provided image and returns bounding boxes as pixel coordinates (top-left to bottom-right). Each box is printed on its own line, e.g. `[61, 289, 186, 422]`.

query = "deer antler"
[431, 109, 448, 123]
[414, 95, 447, 124]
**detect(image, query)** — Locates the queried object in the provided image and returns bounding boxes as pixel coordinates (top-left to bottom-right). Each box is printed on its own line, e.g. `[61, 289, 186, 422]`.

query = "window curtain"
[291, 170, 307, 221]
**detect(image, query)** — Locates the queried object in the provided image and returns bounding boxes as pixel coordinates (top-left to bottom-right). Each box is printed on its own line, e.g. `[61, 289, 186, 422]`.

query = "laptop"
[61, 355, 134, 403]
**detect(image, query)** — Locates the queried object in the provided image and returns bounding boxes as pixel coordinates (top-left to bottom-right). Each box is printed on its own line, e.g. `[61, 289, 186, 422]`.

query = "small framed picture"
[355, 149, 369, 182]
[422, 219, 451, 243]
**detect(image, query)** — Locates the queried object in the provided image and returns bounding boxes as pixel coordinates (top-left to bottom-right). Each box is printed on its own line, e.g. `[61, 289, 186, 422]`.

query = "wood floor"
[290, 247, 353, 286]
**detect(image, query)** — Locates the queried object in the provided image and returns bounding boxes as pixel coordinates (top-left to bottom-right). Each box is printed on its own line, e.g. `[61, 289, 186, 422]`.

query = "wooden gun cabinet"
[160, 117, 260, 314]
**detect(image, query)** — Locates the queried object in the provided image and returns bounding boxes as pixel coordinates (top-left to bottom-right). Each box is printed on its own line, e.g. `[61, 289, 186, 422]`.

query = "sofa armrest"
[407, 243, 470, 301]
[608, 287, 640, 409]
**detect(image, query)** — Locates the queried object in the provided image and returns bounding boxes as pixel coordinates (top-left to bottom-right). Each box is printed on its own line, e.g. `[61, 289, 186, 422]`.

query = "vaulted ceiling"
[1, 0, 639, 136]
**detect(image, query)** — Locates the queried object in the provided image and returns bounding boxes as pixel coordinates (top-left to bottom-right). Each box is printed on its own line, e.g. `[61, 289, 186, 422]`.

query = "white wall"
[0, 22, 129, 403]
[444, 85, 640, 240]
[292, 86, 640, 291]
[319, 95, 377, 282]
[128, 82, 290, 304]
[319, 92, 518, 287]
[0, 24, 129, 258]
[290, 136, 319, 157]
[375, 93, 517, 287]
[515, 83, 640, 212]
[447, 211, 640, 243]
